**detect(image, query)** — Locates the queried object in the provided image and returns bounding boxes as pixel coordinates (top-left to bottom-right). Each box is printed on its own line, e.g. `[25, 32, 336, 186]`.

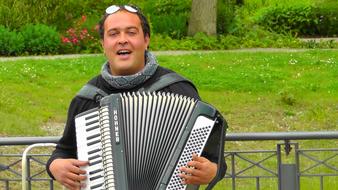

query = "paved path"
[1, 48, 337, 62]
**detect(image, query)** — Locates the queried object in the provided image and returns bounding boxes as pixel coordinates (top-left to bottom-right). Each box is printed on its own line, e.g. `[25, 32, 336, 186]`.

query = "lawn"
[0, 49, 337, 189]
[0, 50, 336, 137]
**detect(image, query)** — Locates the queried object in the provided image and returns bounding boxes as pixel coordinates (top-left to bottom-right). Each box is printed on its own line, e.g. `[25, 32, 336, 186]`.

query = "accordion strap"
[77, 72, 196, 102]
[140, 72, 197, 92]
[206, 115, 227, 190]
[76, 84, 109, 102]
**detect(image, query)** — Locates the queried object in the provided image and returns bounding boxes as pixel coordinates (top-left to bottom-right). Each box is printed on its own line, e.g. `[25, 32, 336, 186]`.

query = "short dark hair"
[98, 5, 150, 39]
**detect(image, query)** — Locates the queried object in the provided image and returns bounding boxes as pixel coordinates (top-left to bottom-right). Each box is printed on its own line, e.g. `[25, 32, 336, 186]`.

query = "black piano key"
[86, 119, 99, 126]
[85, 113, 98, 120]
[89, 154, 101, 161]
[87, 133, 100, 141]
[89, 159, 102, 166]
[88, 148, 101, 155]
[87, 139, 101, 146]
[86, 124, 99, 132]
[90, 174, 103, 181]
[89, 168, 103, 175]
[90, 182, 104, 189]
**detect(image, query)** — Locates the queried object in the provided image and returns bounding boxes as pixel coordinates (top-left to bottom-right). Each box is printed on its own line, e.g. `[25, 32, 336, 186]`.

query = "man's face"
[102, 10, 149, 75]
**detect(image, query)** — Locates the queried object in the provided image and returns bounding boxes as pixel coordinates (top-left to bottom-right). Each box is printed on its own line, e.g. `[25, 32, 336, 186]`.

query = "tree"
[188, 0, 217, 36]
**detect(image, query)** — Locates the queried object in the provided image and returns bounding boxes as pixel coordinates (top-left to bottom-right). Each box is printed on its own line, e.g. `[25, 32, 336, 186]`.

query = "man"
[47, 5, 226, 190]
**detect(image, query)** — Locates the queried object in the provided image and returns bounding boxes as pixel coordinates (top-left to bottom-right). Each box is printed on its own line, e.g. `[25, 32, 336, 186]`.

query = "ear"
[144, 35, 150, 49]
[101, 39, 104, 48]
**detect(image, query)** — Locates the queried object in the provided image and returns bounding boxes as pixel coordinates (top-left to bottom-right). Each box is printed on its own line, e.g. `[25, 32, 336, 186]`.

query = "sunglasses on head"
[105, 5, 139, 14]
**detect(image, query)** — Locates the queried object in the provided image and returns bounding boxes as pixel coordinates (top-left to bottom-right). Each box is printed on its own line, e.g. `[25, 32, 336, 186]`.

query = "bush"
[255, 3, 338, 37]
[20, 24, 61, 55]
[150, 14, 188, 39]
[217, 0, 237, 34]
[60, 16, 101, 54]
[145, 0, 191, 38]
[312, 4, 338, 36]
[0, 26, 24, 56]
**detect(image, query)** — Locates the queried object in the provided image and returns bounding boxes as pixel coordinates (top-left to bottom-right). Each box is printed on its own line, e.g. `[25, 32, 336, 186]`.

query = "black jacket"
[46, 66, 226, 185]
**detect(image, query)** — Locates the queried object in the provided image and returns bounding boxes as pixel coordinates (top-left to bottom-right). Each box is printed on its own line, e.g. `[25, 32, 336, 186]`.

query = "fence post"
[277, 142, 300, 190]
[22, 143, 56, 190]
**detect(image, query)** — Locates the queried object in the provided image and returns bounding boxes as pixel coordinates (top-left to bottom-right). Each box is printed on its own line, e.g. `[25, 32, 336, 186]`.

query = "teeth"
[117, 50, 131, 55]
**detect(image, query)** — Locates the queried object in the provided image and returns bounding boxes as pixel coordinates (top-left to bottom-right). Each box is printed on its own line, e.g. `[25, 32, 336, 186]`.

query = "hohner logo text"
[113, 109, 119, 143]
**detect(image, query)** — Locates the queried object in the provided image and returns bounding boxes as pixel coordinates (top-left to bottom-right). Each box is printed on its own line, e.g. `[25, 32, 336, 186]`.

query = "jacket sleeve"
[46, 97, 97, 179]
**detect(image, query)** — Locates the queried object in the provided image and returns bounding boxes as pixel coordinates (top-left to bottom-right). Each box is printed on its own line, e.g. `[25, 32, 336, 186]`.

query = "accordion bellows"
[75, 92, 224, 190]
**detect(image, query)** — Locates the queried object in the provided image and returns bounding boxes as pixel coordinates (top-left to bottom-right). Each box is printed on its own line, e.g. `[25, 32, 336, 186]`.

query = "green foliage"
[0, 26, 24, 56]
[150, 14, 188, 39]
[312, 4, 338, 36]
[20, 24, 61, 55]
[1, 0, 337, 56]
[0, 0, 65, 30]
[255, 3, 338, 36]
[144, 0, 191, 14]
[150, 30, 333, 51]
[217, 0, 237, 34]
[145, 0, 191, 38]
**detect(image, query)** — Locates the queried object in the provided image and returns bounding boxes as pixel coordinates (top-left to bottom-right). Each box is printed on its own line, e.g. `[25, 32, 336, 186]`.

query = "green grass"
[0, 50, 337, 189]
[0, 50, 337, 136]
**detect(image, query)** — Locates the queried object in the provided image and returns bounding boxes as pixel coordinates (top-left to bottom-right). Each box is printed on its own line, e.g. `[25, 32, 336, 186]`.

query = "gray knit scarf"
[101, 51, 158, 89]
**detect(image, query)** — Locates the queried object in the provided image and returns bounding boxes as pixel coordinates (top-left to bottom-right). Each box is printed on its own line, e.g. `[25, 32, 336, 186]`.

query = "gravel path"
[1, 48, 337, 62]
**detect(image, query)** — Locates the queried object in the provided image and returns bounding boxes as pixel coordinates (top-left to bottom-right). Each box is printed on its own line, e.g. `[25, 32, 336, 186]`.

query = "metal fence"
[0, 131, 337, 190]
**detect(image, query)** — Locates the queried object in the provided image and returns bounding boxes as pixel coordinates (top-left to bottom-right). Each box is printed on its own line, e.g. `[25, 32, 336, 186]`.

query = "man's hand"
[49, 158, 88, 190]
[178, 154, 217, 185]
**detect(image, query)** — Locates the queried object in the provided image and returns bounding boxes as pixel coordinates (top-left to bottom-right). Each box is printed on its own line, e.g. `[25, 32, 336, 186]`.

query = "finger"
[66, 171, 87, 182]
[192, 155, 209, 162]
[181, 174, 200, 185]
[186, 160, 203, 169]
[71, 159, 89, 167]
[179, 167, 203, 176]
[63, 178, 81, 190]
[68, 164, 87, 175]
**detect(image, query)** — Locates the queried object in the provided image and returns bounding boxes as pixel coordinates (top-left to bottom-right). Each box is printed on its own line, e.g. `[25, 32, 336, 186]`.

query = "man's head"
[98, 5, 150, 75]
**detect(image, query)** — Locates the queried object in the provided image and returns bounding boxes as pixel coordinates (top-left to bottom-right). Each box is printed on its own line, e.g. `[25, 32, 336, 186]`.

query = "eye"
[128, 31, 136, 36]
[108, 31, 119, 37]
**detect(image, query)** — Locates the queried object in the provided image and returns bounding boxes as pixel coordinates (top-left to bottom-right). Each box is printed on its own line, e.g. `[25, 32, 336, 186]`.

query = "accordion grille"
[121, 92, 196, 190]
[167, 124, 213, 189]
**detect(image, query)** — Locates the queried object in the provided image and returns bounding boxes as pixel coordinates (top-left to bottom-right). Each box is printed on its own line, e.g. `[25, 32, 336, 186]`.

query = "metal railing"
[0, 131, 337, 190]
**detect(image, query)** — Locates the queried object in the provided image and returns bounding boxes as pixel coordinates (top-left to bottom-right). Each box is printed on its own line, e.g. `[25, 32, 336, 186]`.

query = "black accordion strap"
[76, 83, 109, 102]
[205, 115, 227, 190]
[140, 72, 197, 92]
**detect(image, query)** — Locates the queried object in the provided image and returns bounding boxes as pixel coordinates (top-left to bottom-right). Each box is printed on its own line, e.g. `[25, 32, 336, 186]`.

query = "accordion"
[75, 92, 226, 190]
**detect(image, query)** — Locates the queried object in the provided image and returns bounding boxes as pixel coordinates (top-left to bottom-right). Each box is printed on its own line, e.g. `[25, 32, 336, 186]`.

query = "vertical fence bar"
[256, 177, 260, 190]
[50, 179, 54, 190]
[231, 153, 236, 190]
[295, 143, 300, 190]
[27, 156, 31, 190]
[277, 144, 281, 190]
[320, 176, 323, 190]
[5, 181, 9, 190]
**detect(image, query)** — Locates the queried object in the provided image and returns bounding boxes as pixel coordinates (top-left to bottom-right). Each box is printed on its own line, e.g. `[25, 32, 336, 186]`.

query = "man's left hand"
[178, 154, 217, 185]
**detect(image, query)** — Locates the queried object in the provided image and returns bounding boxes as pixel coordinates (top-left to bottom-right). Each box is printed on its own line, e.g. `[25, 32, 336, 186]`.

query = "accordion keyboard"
[75, 109, 105, 190]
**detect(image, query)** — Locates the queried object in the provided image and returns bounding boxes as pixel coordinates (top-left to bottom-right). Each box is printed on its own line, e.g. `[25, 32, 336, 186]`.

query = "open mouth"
[117, 50, 132, 55]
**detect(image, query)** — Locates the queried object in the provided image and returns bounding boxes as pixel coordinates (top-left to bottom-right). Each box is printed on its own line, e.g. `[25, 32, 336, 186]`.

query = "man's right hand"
[49, 158, 88, 190]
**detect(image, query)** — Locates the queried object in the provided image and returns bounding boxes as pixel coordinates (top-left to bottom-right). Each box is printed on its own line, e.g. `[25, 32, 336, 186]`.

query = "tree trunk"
[188, 0, 217, 36]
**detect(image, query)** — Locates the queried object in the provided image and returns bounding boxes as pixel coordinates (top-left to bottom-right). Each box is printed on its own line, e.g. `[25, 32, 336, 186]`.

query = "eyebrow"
[107, 26, 139, 33]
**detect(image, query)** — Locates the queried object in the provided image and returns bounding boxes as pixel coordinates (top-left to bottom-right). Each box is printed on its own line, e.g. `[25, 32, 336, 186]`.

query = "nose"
[118, 33, 128, 46]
